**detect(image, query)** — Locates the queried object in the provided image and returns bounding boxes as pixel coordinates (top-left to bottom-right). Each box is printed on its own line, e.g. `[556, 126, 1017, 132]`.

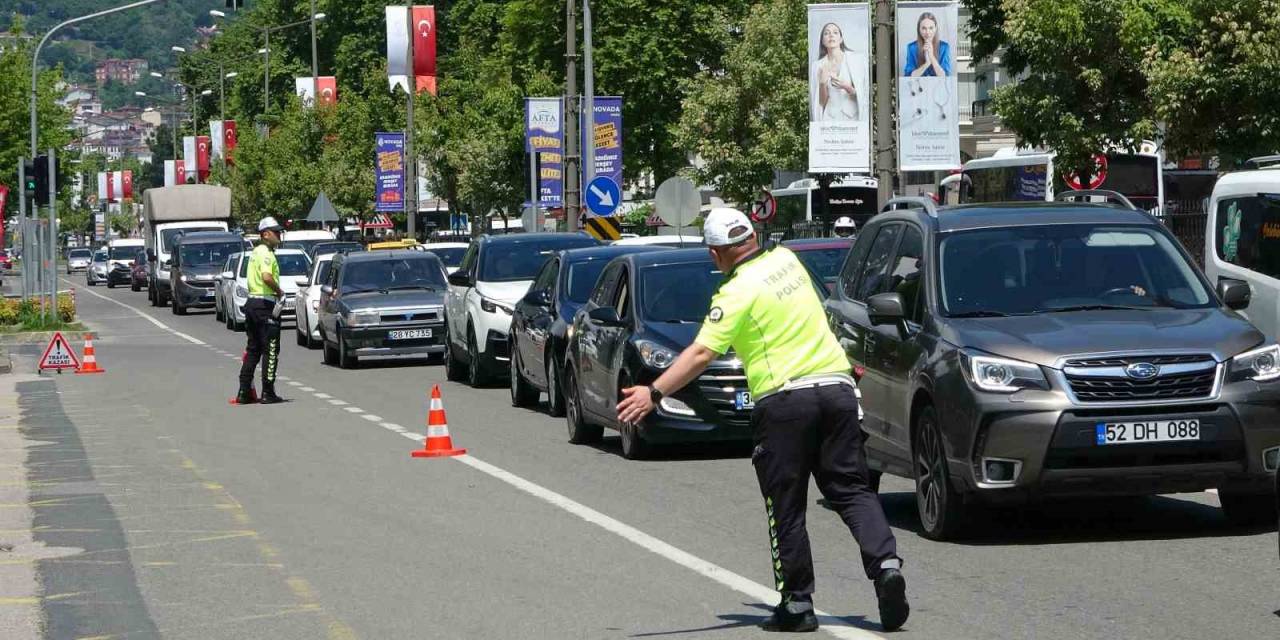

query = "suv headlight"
[1229, 344, 1280, 382]
[346, 310, 380, 326]
[234, 285, 248, 298]
[480, 297, 513, 315]
[637, 340, 679, 370]
[961, 352, 1049, 393]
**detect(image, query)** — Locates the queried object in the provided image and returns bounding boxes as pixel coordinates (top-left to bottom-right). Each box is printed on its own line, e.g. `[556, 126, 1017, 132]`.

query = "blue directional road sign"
[585, 175, 621, 217]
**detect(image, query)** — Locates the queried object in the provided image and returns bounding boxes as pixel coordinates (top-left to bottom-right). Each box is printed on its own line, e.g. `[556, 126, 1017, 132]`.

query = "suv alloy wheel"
[914, 404, 965, 540]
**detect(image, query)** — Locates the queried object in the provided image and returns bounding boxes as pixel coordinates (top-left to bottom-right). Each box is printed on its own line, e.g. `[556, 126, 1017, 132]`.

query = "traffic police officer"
[617, 208, 908, 632]
[236, 217, 287, 405]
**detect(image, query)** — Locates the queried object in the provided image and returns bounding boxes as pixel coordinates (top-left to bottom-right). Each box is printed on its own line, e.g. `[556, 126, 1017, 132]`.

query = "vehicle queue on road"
[85, 172, 1280, 547]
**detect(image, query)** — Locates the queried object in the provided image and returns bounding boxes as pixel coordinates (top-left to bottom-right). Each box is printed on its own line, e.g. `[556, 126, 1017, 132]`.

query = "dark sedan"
[563, 249, 753, 459]
[130, 249, 149, 291]
[317, 250, 448, 369]
[509, 245, 666, 415]
[783, 237, 854, 293]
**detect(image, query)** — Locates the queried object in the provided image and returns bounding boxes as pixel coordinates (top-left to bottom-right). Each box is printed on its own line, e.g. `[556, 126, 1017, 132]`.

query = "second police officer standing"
[617, 207, 908, 633]
[235, 217, 287, 405]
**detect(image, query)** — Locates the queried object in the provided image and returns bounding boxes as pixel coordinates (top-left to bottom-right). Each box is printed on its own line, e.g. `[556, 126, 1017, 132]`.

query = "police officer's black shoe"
[875, 568, 909, 631]
[760, 599, 818, 633]
[234, 389, 255, 405]
[259, 388, 285, 404]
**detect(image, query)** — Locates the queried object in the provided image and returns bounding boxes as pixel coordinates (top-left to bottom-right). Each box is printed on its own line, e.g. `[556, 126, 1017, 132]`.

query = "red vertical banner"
[412, 6, 436, 77]
[122, 171, 133, 200]
[196, 136, 211, 181]
[174, 160, 186, 184]
[0, 185, 6, 251]
[106, 172, 116, 202]
[223, 121, 237, 164]
[317, 76, 338, 106]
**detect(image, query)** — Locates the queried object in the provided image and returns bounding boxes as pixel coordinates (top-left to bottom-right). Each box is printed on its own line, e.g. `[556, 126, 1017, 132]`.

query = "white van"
[281, 229, 336, 256]
[1204, 165, 1280, 341]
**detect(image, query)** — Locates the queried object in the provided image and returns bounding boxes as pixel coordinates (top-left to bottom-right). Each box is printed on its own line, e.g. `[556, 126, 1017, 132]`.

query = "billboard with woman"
[898, 1, 960, 171]
[808, 3, 871, 173]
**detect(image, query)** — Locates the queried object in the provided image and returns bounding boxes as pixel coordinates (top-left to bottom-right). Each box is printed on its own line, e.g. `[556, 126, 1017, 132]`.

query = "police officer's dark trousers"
[238, 298, 280, 395]
[751, 384, 898, 602]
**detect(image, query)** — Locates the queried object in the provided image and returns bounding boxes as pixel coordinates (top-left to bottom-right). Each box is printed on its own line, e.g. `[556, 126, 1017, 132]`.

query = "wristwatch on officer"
[648, 385, 664, 404]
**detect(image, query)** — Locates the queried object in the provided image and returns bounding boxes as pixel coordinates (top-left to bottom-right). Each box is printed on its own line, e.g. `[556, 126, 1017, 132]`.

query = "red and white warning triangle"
[38, 332, 81, 372]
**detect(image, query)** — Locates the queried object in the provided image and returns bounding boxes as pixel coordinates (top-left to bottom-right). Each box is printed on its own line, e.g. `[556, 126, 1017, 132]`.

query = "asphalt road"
[8, 276, 1279, 639]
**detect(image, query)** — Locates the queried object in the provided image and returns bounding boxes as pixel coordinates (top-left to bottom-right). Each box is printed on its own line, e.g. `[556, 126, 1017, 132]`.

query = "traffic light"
[33, 155, 55, 207]
[22, 160, 35, 198]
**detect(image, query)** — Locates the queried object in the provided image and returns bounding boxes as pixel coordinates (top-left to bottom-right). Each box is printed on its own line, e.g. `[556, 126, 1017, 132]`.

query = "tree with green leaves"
[673, 0, 806, 203]
[964, 0, 1193, 179]
[1145, 0, 1280, 166]
[0, 22, 73, 208]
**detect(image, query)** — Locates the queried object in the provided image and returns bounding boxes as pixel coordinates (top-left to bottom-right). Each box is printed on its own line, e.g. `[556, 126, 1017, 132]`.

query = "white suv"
[444, 233, 598, 386]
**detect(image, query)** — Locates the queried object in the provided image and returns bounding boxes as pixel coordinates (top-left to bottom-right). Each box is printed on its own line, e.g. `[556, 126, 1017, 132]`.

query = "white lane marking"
[443, 452, 884, 639]
[380, 423, 405, 432]
[344, 407, 364, 414]
[360, 414, 383, 422]
[286, 381, 303, 387]
[328, 399, 348, 406]
[65, 278, 205, 345]
[313, 393, 332, 399]
[299, 387, 316, 392]
[278, 376, 291, 381]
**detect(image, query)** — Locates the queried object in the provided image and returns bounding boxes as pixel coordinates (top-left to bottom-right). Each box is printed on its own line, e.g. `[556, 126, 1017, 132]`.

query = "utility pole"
[263, 29, 271, 114]
[404, 10, 417, 240]
[564, 0, 580, 231]
[310, 0, 320, 105]
[582, 0, 596, 186]
[46, 149, 57, 322]
[18, 158, 28, 298]
[874, 0, 895, 207]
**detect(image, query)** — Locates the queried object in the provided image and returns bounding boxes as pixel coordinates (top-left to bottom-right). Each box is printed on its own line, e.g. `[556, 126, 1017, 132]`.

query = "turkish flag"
[0, 185, 9, 218]
[317, 76, 338, 106]
[107, 172, 117, 202]
[196, 135, 211, 181]
[224, 121, 237, 164]
[175, 160, 186, 184]
[122, 170, 133, 200]
[412, 6, 436, 79]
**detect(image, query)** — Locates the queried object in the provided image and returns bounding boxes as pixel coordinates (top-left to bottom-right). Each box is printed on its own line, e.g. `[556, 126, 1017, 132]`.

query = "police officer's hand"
[617, 386, 655, 424]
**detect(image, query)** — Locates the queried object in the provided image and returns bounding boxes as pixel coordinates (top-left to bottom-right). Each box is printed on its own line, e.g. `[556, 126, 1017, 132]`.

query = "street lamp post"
[253, 14, 326, 113]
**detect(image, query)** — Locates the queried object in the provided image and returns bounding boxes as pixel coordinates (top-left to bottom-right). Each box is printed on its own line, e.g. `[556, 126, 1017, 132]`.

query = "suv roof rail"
[881, 196, 938, 217]
[1244, 155, 1280, 170]
[1054, 189, 1137, 211]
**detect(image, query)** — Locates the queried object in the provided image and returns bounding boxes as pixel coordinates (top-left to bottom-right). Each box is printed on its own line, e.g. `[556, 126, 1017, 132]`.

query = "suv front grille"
[1064, 354, 1217, 402]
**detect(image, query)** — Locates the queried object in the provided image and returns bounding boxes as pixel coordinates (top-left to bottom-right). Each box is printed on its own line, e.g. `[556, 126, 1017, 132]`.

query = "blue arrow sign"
[585, 175, 621, 217]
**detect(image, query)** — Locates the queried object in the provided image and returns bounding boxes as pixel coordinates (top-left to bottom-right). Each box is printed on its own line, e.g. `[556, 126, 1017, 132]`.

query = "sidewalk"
[0, 369, 55, 639]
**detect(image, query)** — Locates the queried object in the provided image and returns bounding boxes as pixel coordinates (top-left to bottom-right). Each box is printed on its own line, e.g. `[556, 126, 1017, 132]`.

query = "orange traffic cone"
[412, 385, 467, 458]
[76, 335, 105, 374]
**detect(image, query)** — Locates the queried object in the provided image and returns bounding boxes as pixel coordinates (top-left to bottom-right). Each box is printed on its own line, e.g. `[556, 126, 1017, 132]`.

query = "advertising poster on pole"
[897, 1, 961, 171]
[374, 132, 406, 212]
[583, 97, 623, 194]
[807, 3, 871, 174]
[524, 98, 563, 209]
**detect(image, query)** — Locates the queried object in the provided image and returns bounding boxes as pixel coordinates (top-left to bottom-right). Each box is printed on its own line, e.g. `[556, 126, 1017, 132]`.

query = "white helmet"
[833, 216, 857, 237]
[257, 216, 284, 233]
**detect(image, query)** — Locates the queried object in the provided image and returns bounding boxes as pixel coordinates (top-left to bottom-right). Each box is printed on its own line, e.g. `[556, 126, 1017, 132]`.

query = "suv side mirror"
[867, 292, 906, 326]
[523, 289, 552, 307]
[321, 284, 334, 296]
[220, 270, 235, 280]
[587, 306, 624, 327]
[447, 270, 472, 287]
[1217, 278, 1251, 310]
[295, 277, 310, 287]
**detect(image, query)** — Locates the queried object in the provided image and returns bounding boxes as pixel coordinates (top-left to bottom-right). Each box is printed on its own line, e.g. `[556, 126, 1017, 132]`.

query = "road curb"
[0, 330, 98, 348]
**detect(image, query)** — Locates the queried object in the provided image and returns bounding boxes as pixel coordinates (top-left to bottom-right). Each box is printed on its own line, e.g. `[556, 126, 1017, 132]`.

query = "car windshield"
[110, 246, 140, 259]
[161, 227, 223, 253]
[69, 249, 91, 259]
[792, 247, 848, 286]
[479, 236, 597, 282]
[940, 224, 1214, 316]
[310, 242, 362, 258]
[341, 257, 446, 294]
[566, 260, 610, 303]
[180, 242, 242, 266]
[282, 239, 328, 255]
[425, 247, 466, 268]
[277, 253, 311, 276]
[312, 260, 332, 286]
[641, 262, 723, 323]
[93, 251, 107, 262]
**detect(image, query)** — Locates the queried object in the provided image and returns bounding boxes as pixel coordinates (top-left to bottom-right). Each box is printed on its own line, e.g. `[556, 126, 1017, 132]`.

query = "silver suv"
[825, 196, 1280, 540]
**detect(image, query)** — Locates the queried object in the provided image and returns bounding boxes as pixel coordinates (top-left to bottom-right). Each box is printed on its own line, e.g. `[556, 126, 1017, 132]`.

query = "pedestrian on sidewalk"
[236, 217, 287, 405]
[616, 207, 909, 633]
